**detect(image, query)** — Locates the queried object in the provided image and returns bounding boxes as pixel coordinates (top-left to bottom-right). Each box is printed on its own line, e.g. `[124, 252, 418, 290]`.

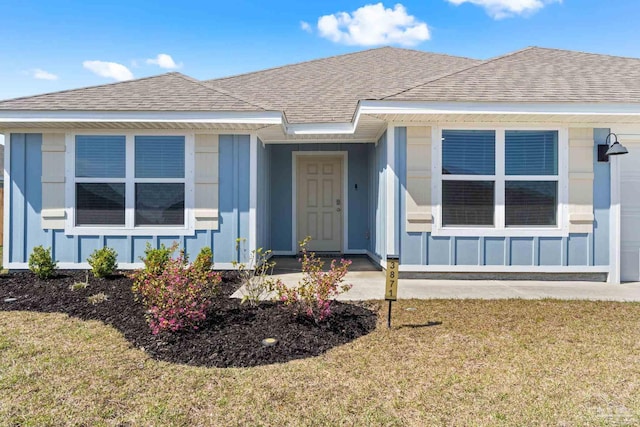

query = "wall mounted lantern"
[598, 132, 629, 162]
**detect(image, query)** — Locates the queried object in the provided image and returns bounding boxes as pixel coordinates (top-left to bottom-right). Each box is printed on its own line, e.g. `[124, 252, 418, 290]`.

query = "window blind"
[505, 131, 558, 175]
[75, 135, 126, 178]
[442, 130, 495, 175]
[135, 136, 185, 178]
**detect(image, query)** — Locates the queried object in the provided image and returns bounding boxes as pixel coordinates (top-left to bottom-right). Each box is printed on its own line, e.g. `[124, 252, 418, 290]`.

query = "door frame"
[292, 151, 348, 253]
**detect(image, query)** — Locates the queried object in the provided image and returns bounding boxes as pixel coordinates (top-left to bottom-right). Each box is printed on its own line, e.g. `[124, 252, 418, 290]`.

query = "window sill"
[431, 226, 570, 238]
[63, 225, 196, 236]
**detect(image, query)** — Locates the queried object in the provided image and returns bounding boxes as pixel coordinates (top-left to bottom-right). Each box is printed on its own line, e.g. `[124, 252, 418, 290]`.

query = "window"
[134, 136, 185, 226]
[442, 130, 495, 226]
[435, 128, 566, 236]
[75, 135, 126, 226]
[70, 133, 192, 233]
[504, 131, 558, 227]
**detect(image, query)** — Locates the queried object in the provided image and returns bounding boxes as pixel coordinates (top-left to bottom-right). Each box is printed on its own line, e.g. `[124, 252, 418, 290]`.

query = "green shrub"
[141, 242, 177, 274]
[28, 246, 57, 279]
[192, 247, 213, 272]
[87, 247, 118, 278]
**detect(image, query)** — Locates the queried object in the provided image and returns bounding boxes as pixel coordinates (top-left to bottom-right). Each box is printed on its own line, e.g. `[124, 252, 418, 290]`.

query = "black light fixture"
[598, 132, 629, 162]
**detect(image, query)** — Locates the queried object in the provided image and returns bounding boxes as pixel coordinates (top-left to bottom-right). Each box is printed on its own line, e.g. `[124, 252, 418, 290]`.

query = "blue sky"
[2, 0, 640, 102]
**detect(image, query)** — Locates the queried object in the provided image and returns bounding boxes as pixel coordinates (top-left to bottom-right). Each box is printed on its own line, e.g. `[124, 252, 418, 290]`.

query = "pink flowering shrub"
[131, 246, 220, 335]
[272, 237, 352, 324]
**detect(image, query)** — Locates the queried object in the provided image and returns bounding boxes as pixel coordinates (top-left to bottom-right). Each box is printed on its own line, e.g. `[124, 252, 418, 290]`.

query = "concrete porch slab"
[231, 256, 640, 302]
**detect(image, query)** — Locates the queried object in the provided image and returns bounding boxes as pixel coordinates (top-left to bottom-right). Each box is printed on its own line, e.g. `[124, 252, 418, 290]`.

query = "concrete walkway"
[232, 257, 640, 302]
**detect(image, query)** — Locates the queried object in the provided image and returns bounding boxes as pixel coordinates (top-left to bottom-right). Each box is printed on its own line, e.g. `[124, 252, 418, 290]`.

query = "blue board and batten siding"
[8, 127, 611, 272]
[8, 133, 251, 267]
[397, 127, 611, 268]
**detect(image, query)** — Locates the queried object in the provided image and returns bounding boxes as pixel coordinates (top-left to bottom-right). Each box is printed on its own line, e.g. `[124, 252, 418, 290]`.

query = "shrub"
[141, 242, 176, 275]
[192, 247, 213, 273]
[87, 247, 118, 278]
[232, 238, 276, 307]
[131, 248, 221, 335]
[272, 237, 352, 323]
[28, 246, 57, 279]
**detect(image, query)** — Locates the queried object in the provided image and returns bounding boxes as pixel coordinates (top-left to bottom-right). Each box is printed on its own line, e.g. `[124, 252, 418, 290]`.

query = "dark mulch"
[0, 271, 378, 368]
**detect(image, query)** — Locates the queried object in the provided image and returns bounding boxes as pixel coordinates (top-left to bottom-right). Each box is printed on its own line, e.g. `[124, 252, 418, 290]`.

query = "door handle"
[336, 208, 341, 212]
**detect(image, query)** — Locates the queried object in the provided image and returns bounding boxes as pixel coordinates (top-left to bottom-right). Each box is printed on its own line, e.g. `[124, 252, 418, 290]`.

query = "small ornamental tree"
[233, 238, 277, 307]
[131, 246, 221, 335]
[272, 237, 352, 323]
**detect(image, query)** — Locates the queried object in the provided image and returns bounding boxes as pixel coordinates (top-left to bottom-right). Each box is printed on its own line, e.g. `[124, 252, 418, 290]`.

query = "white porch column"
[609, 153, 621, 284]
[386, 124, 397, 257]
[3, 132, 9, 267]
[249, 133, 258, 263]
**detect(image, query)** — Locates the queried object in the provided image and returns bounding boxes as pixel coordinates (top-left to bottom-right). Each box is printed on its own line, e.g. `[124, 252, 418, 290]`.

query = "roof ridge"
[171, 72, 268, 111]
[206, 47, 392, 84]
[526, 45, 640, 62]
[0, 72, 183, 105]
[205, 46, 476, 84]
[381, 46, 536, 100]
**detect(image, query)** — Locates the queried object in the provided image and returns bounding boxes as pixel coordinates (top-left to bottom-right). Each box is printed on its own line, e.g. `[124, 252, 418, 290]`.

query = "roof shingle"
[385, 47, 640, 103]
[206, 46, 480, 123]
[0, 72, 265, 112]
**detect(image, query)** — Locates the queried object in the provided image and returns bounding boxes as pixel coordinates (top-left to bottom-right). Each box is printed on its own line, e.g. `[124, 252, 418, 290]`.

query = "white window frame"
[431, 125, 569, 237]
[65, 130, 196, 236]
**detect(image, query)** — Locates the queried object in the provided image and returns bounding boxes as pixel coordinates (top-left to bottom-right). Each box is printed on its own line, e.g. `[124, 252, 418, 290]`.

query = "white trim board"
[386, 125, 397, 256]
[249, 133, 258, 256]
[291, 151, 349, 253]
[609, 155, 622, 284]
[3, 132, 10, 268]
[399, 264, 609, 274]
[0, 110, 283, 124]
[6, 262, 239, 271]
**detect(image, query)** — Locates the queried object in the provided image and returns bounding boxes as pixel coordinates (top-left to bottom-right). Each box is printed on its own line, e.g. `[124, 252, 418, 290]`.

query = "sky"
[2, 0, 640, 103]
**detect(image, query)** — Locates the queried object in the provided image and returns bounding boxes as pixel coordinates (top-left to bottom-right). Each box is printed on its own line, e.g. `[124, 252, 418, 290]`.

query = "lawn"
[1, 297, 639, 426]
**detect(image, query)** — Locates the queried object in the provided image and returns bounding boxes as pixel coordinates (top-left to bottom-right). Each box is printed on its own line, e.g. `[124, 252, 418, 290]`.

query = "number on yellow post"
[385, 256, 399, 301]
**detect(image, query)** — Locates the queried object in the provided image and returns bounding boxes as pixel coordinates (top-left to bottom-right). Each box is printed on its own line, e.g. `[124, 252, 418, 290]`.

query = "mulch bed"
[0, 271, 378, 368]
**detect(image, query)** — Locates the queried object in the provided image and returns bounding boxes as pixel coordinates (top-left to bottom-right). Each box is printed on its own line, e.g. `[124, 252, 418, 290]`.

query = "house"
[1, 46, 640, 283]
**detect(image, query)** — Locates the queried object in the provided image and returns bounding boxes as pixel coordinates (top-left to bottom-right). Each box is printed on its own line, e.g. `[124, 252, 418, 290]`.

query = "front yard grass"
[1, 299, 639, 426]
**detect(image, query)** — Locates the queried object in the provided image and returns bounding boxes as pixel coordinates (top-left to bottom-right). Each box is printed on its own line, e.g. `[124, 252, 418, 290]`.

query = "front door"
[296, 155, 343, 252]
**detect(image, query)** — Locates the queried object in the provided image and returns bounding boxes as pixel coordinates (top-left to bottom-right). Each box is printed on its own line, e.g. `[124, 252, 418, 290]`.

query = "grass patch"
[1, 299, 639, 425]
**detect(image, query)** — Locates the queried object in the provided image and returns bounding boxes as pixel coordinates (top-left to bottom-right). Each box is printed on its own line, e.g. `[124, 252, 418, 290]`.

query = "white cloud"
[146, 53, 182, 69]
[29, 68, 58, 80]
[300, 21, 312, 33]
[83, 60, 133, 81]
[446, 0, 561, 19]
[317, 3, 430, 47]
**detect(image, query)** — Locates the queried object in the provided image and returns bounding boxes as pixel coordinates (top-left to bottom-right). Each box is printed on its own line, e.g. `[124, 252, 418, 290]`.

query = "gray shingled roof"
[206, 47, 481, 123]
[386, 47, 640, 103]
[0, 72, 264, 112]
[3, 47, 640, 124]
